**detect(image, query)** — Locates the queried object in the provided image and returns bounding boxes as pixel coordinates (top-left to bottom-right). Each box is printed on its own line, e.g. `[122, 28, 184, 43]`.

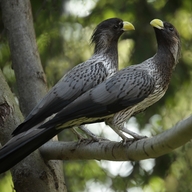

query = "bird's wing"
[92, 68, 156, 112]
[0, 124, 58, 174]
[13, 60, 108, 135]
[40, 68, 155, 128]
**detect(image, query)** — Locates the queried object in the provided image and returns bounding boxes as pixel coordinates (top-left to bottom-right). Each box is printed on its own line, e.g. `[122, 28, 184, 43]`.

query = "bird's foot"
[106, 123, 134, 144]
[78, 125, 105, 142]
[106, 122, 146, 144]
[79, 125, 99, 142]
[120, 126, 147, 140]
[71, 128, 87, 143]
[121, 137, 134, 145]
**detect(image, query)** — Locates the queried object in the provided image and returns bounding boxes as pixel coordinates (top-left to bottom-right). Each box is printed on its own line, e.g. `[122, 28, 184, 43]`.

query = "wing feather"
[40, 68, 155, 128]
[13, 60, 108, 135]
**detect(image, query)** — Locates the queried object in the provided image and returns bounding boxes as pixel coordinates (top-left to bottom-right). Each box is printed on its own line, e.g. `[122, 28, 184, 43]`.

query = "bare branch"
[40, 114, 192, 161]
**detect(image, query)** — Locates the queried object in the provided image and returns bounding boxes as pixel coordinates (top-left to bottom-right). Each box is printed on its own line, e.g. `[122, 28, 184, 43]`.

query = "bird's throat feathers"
[94, 37, 119, 56]
[156, 34, 181, 66]
[170, 37, 181, 64]
[157, 40, 180, 69]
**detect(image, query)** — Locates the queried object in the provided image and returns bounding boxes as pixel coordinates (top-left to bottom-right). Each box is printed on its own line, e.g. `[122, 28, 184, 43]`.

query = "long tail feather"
[0, 126, 59, 173]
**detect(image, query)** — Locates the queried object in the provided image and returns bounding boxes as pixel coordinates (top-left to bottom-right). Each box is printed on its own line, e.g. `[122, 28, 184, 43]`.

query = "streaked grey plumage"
[0, 19, 180, 173]
[13, 18, 134, 135]
[111, 19, 181, 138]
[39, 19, 181, 137]
[0, 18, 134, 173]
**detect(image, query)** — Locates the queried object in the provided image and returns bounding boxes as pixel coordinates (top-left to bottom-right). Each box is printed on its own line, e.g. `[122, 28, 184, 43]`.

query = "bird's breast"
[58, 115, 112, 130]
[135, 84, 167, 113]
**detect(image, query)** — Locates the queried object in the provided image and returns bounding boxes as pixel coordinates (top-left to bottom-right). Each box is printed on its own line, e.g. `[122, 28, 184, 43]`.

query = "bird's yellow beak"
[150, 19, 164, 29]
[122, 21, 135, 31]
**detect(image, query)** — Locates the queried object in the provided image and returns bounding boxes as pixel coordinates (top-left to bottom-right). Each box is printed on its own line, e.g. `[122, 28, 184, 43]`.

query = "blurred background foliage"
[0, 0, 192, 191]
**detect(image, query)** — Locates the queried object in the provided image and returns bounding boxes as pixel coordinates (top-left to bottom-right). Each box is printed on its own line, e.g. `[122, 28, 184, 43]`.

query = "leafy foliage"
[1, 0, 192, 191]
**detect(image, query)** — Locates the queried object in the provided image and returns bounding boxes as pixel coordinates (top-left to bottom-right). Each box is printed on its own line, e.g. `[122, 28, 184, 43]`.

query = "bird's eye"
[113, 25, 118, 29]
[113, 22, 123, 30]
[169, 27, 174, 32]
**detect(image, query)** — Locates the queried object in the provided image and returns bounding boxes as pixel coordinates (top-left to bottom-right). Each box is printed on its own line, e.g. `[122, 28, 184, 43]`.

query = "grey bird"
[12, 18, 134, 135]
[38, 19, 181, 139]
[0, 19, 180, 173]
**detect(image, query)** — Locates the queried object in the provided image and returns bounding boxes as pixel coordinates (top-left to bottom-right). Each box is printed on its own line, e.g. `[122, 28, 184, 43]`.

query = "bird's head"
[150, 19, 181, 64]
[91, 18, 135, 53]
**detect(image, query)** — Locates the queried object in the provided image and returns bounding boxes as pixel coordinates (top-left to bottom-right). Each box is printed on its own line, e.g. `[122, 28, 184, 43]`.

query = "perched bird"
[12, 18, 134, 135]
[38, 19, 181, 138]
[0, 19, 181, 173]
[0, 18, 134, 173]
[107, 18, 181, 140]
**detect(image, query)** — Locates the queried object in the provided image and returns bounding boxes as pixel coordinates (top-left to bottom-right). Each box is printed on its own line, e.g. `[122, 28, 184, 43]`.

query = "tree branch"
[40, 114, 192, 161]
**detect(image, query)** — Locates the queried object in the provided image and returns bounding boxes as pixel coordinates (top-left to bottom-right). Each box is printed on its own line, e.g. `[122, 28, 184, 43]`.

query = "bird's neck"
[159, 36, 180, 63]
[156, 44, 179, 70]
[94, 39, 118, 53]
[151, 45, 178, 87]
[94, 41, 119, 69]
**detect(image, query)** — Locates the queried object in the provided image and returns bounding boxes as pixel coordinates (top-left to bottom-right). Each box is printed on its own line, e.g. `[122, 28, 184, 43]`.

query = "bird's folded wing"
[13, 61, 108, 135]
[91, 68, 155, 111]
[40, 69, 155, 128]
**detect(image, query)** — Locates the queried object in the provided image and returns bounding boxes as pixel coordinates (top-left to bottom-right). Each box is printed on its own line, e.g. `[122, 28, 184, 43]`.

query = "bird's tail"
[0, 126, 59, 174]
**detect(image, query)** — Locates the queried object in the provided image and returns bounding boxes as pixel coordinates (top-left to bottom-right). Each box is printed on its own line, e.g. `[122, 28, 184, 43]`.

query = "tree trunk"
[1, 0, 47, 117]
[0, 70, 23, 145]
[0, 0, 66, 191]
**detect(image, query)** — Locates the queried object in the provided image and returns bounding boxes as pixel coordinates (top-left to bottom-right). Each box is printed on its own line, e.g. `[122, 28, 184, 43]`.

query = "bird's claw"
[71, 128, 87, 143]
[120, 126, 147, 140]
[76, 125, 106, 142]
[121, 137, 134, 145]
